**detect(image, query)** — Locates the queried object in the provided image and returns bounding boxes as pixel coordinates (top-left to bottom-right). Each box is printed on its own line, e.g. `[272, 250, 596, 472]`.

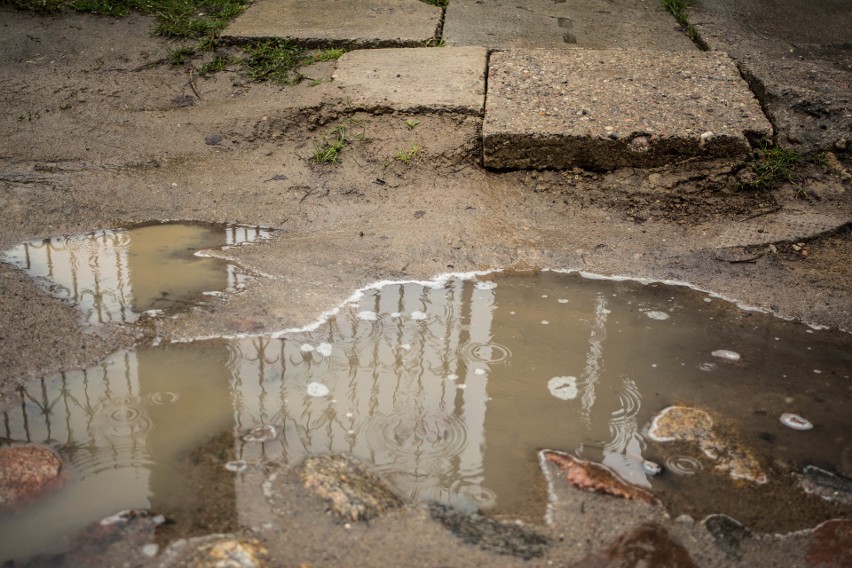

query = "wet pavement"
[0, 1, 850, 567]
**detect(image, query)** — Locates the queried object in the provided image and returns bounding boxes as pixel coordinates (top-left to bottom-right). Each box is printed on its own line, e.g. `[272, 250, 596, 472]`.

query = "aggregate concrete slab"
[482, 49, 773, 170]
[222, 0, 442, 48]
[689, 0, 852, 154]
[443, 0, 696, 51]
[331, 47, 487, 114]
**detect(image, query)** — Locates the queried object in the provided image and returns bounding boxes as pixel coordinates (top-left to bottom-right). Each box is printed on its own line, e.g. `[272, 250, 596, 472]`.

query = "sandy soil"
[0, 7, 850, 567]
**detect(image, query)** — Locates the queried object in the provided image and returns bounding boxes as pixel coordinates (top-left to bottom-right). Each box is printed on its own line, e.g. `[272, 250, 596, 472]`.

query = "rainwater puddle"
[0, 222, 272, 324]
[1, 271, 851, 563]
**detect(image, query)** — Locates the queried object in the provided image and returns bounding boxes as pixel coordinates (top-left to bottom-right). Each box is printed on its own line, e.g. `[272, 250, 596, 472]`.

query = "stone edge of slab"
[482, 49, 773, 170]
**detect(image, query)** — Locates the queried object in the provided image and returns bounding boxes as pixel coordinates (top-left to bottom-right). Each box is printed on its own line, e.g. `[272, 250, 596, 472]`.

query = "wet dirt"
[0, 6, 850, 568]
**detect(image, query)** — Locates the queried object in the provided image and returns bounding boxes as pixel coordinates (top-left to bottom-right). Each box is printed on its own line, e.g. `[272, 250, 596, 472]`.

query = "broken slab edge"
[220, 34, 440, 50]
[482, 132, 758, 171]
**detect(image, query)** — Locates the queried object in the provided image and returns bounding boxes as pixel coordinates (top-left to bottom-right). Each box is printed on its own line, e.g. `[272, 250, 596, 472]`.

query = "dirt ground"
[0, 7, 850, 567]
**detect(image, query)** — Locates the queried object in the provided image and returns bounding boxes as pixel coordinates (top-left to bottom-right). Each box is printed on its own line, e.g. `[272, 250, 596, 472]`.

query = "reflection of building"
[228, 279, 493, 511]
[0, 272, 656, 562]
[229, 275, 651, 517]
[0, 224, 270, 323]
[0, 343, 237, 562]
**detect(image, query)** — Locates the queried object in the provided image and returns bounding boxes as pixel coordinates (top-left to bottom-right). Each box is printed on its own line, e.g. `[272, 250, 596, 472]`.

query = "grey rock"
[428, 502, 550, 560]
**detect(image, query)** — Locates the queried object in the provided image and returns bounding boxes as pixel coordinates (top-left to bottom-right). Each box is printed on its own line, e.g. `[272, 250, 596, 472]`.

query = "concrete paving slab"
[689, 0, 852, 154]
[712, 212, 850, 249]
[443, 0, 695, 51]
[222, 0, 441, 48]
[482, 49, 773, 170]
[331, 47, 487, 114]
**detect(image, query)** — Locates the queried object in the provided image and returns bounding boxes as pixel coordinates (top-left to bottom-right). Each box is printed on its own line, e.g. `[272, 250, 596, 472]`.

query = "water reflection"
[2, 271, 850, 562]
[0, 223, 272, 323]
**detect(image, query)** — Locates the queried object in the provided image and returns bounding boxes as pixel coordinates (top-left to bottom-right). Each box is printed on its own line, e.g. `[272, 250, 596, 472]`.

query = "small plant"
[809, 152, 829, 167]
[424, 38, 445, 47]
[405, 119, 420, 130]
[312, 125, 347, 164]
[423, 0, 448, 6]
[168, 45, 196, 65]
[740, 145, 800, 191]
[660, 0, 698, 40]
[395, 145, 421, 165]
[17, 110, 41, 121]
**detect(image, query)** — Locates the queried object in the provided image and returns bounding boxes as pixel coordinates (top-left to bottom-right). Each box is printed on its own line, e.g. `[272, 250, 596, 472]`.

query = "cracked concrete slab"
[689, 0, 852, 154]
[444, 0, 696, 51]
[222, 0, 442, 47]
[711, 212, 850, 249]
[331, 47, 487, 114]
[482, 49, 773, 170]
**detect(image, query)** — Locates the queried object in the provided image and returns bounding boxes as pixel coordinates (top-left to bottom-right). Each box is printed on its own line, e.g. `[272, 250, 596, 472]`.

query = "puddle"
[0, 222, 272, 324]
[1, 271, 851, 562]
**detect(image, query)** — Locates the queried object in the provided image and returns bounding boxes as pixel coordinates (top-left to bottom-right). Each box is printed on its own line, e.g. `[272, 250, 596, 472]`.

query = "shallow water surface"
[1, 222, 271, 323]
[1, 271, 850, 562]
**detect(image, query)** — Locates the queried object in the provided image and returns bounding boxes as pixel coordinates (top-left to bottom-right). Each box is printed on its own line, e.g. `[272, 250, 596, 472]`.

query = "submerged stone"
[0, 445, 62, 507]
[33, 509, 165, 567]
[648, 406, 767, 484]
[572, 523, 697, 568]
[704, 514, 752, 560]
[428, 502, 550, 560]
[806, 519, 852, 568]
[799, 466, 852, 506]
[543, 451, 658, 505]
[648, 406, 714, 442]
[160, 535, 269, 568]
[300, 454, 403, 522]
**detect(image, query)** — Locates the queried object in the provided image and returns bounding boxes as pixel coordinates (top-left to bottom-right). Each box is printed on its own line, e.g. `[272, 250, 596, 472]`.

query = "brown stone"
[543, 451, 658, 505]
[0, 445, 62, 506]
[573, 523, 697, 568]
[806, 519, 852, 568]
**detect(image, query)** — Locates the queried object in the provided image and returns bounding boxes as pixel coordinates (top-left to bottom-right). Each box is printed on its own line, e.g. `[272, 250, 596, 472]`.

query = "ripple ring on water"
[149, 391, 179, 405]
[666, 456, 704, 476]
[458, 341, 511, 365]
[458, 484, 498, 509]
[366, 410, 468, 460]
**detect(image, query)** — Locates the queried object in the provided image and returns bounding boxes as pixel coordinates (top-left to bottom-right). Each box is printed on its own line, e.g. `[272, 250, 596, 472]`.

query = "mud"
[0, 6, 850, 568]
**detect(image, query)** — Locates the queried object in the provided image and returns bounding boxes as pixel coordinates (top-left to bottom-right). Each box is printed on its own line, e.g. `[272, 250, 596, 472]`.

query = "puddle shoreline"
[1, 238, 850, 564]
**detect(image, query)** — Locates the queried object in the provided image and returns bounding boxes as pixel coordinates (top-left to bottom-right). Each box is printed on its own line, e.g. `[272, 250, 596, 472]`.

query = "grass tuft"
[660, 0, 698, 40]
[1, 0, 251, 40]
[167, 44, 196, 65]
[740, 145, 800, 191]
[395, 145, 421, 165]
[312, 125, 347, 164]
[309, 48, 346, 63]
[243, 39, 304, 85]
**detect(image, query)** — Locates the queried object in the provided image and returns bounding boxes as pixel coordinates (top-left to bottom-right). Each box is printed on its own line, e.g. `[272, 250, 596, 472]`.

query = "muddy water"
[0, 223, 272, 323]
[1, 271, 851, 562]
